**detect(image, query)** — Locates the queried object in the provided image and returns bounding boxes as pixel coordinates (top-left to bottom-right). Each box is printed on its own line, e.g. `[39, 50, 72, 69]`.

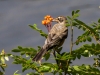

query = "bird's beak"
[52, 18, 58, 22]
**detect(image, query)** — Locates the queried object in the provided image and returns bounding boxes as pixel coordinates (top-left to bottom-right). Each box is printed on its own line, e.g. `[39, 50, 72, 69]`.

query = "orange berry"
[47, 15, 51, 18]
[42, 15, 53, 26]
[46, 20, 50, 24]
[42, 20, 47, 25]
[44, 15, 51, 20]
[48, 18, 53, 21]
[44, 16, 47, 20]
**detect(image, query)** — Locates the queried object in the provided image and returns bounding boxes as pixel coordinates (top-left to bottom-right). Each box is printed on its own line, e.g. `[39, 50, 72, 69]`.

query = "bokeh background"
[0, 0, 100, 75]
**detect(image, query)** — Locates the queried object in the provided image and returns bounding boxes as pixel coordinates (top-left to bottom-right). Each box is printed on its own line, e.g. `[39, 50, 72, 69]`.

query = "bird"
[33, 16, 68, 62]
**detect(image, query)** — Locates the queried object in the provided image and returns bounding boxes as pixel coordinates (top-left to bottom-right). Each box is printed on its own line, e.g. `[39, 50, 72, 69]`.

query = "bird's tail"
[33, 47, 47, 62]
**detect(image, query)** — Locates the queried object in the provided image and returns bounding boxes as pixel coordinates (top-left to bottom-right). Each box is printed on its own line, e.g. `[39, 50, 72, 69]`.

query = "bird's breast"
[57, 25, 62, 30]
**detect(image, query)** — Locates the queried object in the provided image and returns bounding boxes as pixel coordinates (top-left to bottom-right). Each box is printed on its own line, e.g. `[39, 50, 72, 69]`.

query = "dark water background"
[0, 0, 100, 75]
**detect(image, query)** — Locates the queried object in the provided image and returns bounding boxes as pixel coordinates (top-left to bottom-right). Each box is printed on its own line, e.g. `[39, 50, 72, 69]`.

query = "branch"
[70, 25, 73, 54]
[92, 33, 100, 44]
[65, 17, 74, 75]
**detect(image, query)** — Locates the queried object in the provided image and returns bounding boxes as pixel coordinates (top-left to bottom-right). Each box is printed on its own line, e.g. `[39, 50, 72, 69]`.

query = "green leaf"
[75, 10, 80, 13]
[77, 36, 81, 39]
[42, 63, 54, 67]
[83, 38, 86, 42]
[95, 33, 99, 40]
[66, 23, 70, 27]
[72, 55, 76, 60]
[97, 26, 100, 29]
[18, 46, 22, 49]
[82, 27, 86, 31]
[44, 53, 50, 61]
[76, 42, 79, 45]
[26, 59, 32, 64]
[81, 52, 89, 57]
[98, 19, 100, 23]
[85, 65, 91, 70]
[56, 53, 62, 59]
[67, 16, 72, 20]
[78, 26, 82, 29]
[91, 43, 95, 48]
[87, 37, 92, 42]
[73, 14, 79, 18]
[1, 66, 5, 71]
[1, 57, 5, 64]
[22, 67, 27, 72]
[38, 65, 51, 72]
[13, 70, 21, 75]
[73, 66, 81, 71]
[74, 19, 86, 25]
[96, 44, 100, 49]
[91, 24, 96, 27]
[77, 54, 81, 59]
[21, 52, 25, 55]
[12, 49, 21, 52]
[73, 22, 78, 26]
[72, 11, 75, 16]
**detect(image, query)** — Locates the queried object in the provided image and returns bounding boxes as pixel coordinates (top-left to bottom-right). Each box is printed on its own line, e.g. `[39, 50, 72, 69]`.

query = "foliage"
[0, 49, 9, 75]
[2, 10, 100, 75]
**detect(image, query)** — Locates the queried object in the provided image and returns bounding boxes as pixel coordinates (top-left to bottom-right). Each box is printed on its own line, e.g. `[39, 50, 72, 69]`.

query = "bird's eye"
[58, 17, 61, 20]
[58, 17, 63, 22]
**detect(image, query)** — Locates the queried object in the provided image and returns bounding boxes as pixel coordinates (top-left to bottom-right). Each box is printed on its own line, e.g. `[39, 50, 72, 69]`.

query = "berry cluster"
[42, 15, 53, 32]
[42, 15, 53, 25]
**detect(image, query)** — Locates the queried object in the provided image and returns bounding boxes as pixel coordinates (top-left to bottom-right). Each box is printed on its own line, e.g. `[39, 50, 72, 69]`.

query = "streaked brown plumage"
[33, 16, 68, 62]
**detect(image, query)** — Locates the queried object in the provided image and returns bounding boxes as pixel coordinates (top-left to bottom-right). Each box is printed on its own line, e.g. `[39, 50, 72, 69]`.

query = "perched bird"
[33, 16, 68, 62]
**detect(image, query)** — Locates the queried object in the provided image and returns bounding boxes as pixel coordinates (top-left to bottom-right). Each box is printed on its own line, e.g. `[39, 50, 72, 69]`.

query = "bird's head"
[52, 16, 67, 23]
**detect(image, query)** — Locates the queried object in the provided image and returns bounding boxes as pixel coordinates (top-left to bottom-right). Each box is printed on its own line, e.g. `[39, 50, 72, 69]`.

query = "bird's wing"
[45, 31, 67, 50]
[47, 26, 68, 42]
[49, 34, 61, 46]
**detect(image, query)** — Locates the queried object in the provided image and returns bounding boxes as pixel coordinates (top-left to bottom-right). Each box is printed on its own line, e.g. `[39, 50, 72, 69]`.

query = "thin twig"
[73, 37, 82, 45]
[65, 19, 74, 75]
[93, 33, 100, 44]
[70, 26, 73, 54]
